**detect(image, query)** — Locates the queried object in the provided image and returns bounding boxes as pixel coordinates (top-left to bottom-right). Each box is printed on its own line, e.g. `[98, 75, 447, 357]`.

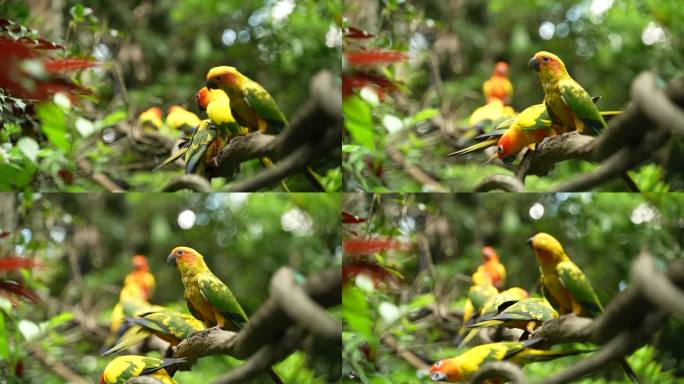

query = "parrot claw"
[210, 156, 221, 168]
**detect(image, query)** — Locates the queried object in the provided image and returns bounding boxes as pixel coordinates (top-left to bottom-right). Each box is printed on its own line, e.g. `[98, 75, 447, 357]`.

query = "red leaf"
[342, 260, 400, 287]
[342, 211, 367, 224]
[43, 58, 97, 73]
[0, 280, 41, 304]
[0, 257, 41, 271]
[0, 231, 10, 239]
[345, 50, 407, 67]
[342, 72, 397, 99]
[343, 237, 409, 256]
[343, 27, 375, 40]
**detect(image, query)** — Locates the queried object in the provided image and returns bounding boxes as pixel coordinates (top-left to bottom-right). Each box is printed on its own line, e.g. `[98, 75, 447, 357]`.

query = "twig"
[162, 174, 211, 192]
[385, 147, 447, 192]
[28, 345, 88, 384]
[471, 361, 527, 384]
[473, 174, 524, 192]
[380, 334, 431, 371]
[76, 158, 125, 192]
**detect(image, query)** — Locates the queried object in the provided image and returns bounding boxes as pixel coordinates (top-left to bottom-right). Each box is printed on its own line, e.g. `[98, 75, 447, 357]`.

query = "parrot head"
[481, 246, 499, 262]
[145, 107, 162, 119]
[495, 135, 518, 164]
[529, 51, 567, 77]
[527, 233, 568, 263]
[493, 61, 508, 77]
[167, 246, 207, 273]
[429, 358, 462, 382]
[196, 87, 211, 111]
[206, 66, 242, 90]
[168, 105, 184, 114]
[131, 255, 148, 271]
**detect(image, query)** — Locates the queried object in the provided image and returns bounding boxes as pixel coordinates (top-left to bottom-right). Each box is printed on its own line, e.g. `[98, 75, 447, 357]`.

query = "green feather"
[557, 261, 603, 317]
[198, 274, 248, 330]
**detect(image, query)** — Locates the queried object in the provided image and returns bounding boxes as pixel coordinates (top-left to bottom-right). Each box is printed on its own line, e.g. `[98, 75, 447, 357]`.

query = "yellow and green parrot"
[468, 297, 558, 332]
[458, 287, 528, 347]
[166, 246, 283, 384]
[429, 340, 592, 382]
[457, 268, 499, 344]
[529, 51, 639, 191]
[166, 105, 202, 136]
[100, 355, 185, 384]
[528, 232, 638, 382]
[102, 309, 205, 356]
[138, 107, 163, 132]
[206, 66, 324, 191]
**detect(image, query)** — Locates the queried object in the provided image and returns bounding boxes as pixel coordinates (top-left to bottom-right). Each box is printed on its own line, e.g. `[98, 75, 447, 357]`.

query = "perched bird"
[100, 355, 185, 384]
[429, 340, 591, 382]
[449, 102, 620, 163]
[206, 66, 324, 191]
[124, 255, 156, 301]
[458, 287, 528, 347]
[528, 232, 638, 382]
[457, 269, 499, 344]
[102, 309, 205, 356]
[166, 105, 201, 136]
[468, 297, 558, 333]
[479, 246, 506, 289]
[467, 99, 517, 134]
[167, 246, 283, 383]
[138, 107, 163, 132]
[529, 51, 638, 191]
[483, 61, 513, 104]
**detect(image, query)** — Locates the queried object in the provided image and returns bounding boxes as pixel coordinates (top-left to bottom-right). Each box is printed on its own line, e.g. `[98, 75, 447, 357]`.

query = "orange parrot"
[123, 255, 156, 301]
[479, 246, 506, 289]
[483, 61, 513, 105]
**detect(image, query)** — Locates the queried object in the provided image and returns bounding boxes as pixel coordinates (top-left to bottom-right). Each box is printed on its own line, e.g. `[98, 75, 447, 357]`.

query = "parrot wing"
[198, 274, 248, 329]
[101, 325, 150, 356]
[243, 83, 287, 132]
[153, 147, 188, 171]
[557, 261, 603, 317]
[140, 357, 187, 376]
[185, 122, 217, 175]
[186, 299, 206, 323]
[559, 79, 606, 134]
[447, 139, 498, 157]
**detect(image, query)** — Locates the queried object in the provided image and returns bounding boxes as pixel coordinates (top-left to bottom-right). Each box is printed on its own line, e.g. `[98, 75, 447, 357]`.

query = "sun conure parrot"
[123, 255, 156, 301]
[205, 66, 325, 191]
[468, 99, 517, 134]
[449, 102, 621, 163]
[457, 269, 498, 343]
[529, 51, 639, 191]
[479, 246, 506, 289]
[528, 232, 638, 382]
[167, 246, 283, 384]
[166, 105, 201, 136]
[468, 297, 558, 333]
[458, 287, 528, 347]
[429, 340, 592, 382]
[483, 61, 513, 105]
[100, 355, 185, 384]
[138, 107, 163, 132]
[102, 309, 205, 356]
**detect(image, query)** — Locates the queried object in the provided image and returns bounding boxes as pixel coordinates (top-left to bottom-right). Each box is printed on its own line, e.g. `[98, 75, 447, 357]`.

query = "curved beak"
[526, 237, 534, 247]
[167, 253, 177, 267]
[430, 372, 447, 381]
[528, 57, 540, 72]
[206, 79, 218, 89]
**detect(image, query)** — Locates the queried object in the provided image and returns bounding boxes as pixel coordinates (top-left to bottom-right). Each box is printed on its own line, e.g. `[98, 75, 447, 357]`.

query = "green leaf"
[343, 96, 376, 150]
[75, 117, 95, 137]
[17, 137, 39, 163]
[342, 286, 373, 339]
[44, 312, 75, 329]
[411, 108, 439, 124]
[0, 313, 8, 360]
[98, 110, 127, 128]
[37, 103, 71, 152]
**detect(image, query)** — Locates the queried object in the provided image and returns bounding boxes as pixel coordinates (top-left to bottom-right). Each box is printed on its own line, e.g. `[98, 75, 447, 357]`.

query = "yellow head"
[527, 232, 568, 264]
[206, 66, 244, 90]
[167, 246, 208, 275]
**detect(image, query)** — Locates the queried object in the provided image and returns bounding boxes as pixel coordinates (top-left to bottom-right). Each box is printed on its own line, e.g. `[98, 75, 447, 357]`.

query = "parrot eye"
[542, 57, 550, 62]
[434, 361, 442, 367]
[177, 250, 184, 256]
[215, 75, 222, 81]
[497, 145, 504, 154]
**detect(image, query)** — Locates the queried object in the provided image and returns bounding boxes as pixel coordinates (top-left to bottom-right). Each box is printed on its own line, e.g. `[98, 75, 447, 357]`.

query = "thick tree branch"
[471, 361, 527, 384]
[161, 174, 211, 192]
[474, 174, 524, 192]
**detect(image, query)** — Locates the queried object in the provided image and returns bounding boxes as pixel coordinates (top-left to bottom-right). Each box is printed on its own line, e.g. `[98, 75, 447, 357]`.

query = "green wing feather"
[139, 357, 186, 376]
[198, 274, 248, 329]
[243, 82, 287, 132]
[559, 80, 606, 134]
[557, 261, 603, 317]
[184, 122, 217, 175]
[101, 325, 149, 356]
[448, 139, 498, 157]
[154, 147, 188, 171]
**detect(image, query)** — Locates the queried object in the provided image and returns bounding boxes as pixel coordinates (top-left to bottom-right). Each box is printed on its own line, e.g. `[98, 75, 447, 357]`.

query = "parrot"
[458, 287, 528, 347]
[138, 107, 163, 132]
[124, 255, 156, 301]
[468, 297, 558, 333]
[166, 105, 202, 136]
[528, 232, 638, 382]
[167, 246, 283, 383]
[457, 269, 499, 343]
[449, 102, 621, 163]
[102, 309, 205, 356]
[429, 340, 592, 382]
[483, 61, 513, 105]
[529, 51, 639, 191]
[206, 66, 325, 191]
[479, 246, 506, 289]
[467, 99, 517, 134]
[99, 355, 185, 384]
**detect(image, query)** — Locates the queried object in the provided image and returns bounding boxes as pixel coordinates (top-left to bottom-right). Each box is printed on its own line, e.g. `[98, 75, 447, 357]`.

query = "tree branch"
[473, 174, 524, 192]
[471, 361, 527, 384]
[161, 174, 211, 192]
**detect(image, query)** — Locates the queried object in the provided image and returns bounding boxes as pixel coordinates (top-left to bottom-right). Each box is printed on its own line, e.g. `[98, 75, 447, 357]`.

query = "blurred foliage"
[341, 192, 684, 382]
[0, 192, 340, 383]
[1, 0, 341, 191]
[342, 0, 684, 192]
